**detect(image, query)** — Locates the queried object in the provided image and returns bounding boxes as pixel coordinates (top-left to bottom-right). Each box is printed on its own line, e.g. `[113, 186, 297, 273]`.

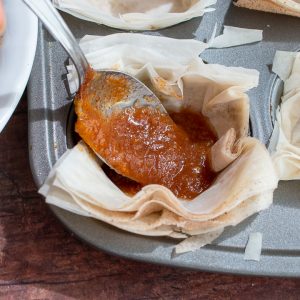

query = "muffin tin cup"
[28, 4, 300, 276]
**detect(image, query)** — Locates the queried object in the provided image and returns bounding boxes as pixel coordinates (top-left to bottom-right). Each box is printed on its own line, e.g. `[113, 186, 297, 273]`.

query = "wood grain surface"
[0, 93, 299, 300]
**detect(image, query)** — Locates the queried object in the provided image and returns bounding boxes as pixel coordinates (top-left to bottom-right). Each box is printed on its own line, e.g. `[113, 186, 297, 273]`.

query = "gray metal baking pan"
[28, 0, 300, 277]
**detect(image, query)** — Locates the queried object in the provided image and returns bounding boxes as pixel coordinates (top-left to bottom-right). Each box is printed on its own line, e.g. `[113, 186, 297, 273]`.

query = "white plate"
[0, 0, 38, 132]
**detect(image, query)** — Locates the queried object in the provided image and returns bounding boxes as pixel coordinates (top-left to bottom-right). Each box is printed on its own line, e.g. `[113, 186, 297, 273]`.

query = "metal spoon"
[23, 0, 173, 176]
[23, 0, 166, 113]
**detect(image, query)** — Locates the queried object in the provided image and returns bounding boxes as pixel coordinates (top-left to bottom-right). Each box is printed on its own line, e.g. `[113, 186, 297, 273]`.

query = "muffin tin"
[28, 1, 300, 276]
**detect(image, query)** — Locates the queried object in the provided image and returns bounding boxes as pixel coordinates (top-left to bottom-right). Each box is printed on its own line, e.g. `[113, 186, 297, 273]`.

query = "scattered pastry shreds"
[209, 25, 263, 48]
[175, 229, 223, 254]
[244, 232, 262, 262]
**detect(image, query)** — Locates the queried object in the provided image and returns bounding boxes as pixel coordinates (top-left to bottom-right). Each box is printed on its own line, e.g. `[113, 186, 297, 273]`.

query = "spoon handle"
[23, 0, 88, 85]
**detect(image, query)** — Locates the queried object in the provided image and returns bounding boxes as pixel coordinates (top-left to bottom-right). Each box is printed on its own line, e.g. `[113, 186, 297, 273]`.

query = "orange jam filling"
[75, 69, 217, 199]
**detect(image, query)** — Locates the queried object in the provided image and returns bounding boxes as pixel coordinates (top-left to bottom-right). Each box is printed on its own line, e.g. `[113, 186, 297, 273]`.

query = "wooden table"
[0, 93, 299, 299]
